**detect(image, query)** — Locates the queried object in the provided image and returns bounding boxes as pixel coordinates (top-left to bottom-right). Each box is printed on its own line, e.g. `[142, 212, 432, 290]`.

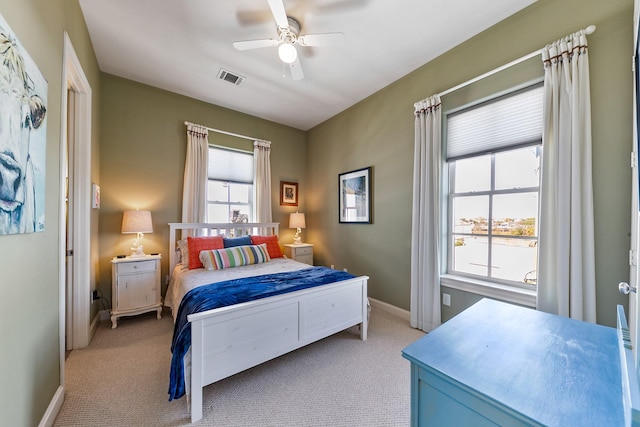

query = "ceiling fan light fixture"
[278, 42, 297, 64]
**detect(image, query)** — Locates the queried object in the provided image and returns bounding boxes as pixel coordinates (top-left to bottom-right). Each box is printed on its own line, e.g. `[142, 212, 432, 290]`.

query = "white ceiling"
[79, 0, 538, 131]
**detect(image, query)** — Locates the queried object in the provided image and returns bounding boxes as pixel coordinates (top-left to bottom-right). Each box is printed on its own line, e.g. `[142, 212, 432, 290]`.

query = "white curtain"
[411, 95, 442, 332]
[254, 140, 272, 224]
[537, 31, 596, 322]
[182, 124, 209, 235]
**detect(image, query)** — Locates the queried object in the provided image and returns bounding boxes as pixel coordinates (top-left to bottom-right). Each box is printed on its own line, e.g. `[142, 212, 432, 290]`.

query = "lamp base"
[293, 227, 303, 245]
[130, 245, 146, 258]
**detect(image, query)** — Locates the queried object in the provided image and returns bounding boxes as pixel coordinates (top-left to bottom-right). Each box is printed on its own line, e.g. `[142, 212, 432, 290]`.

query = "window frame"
[206, 145, 254, 223]
[443, 81, 543, 292]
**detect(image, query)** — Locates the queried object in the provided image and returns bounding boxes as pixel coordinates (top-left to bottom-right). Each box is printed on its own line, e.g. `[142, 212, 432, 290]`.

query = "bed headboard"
[168, 222, 280, 276]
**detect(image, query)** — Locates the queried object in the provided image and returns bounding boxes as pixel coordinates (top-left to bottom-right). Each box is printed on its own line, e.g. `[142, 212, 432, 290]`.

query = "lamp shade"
[121, 210, 153, 234]
[289, 212, 306, 229]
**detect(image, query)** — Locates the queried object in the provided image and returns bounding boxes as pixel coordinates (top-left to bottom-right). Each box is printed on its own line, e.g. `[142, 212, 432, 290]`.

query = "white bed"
[167, 222, 369, 422]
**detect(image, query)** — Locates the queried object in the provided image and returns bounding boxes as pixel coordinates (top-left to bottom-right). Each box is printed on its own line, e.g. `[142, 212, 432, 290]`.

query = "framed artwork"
[92, 184, 101, 209]
[0, 12, 48, 235]
[280, 181, 298, 206]
[339, 167, 372, 224]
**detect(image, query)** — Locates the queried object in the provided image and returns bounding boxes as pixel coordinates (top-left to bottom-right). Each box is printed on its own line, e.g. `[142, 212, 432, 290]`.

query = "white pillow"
[177, 239, 189, 269]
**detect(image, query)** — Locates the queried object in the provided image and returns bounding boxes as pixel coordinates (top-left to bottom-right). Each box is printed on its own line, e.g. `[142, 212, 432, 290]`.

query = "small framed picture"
[339, 167, 372, 224]
[92, 183, 100, 209]
[280, 181, 298, 206]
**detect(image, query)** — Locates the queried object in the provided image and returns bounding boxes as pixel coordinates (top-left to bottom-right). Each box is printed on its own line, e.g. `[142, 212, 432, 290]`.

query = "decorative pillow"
[177, 239, 188, 268]
[223, 235, 252, 248]
[250, 235, 283, 259]
[200, 243, 270, 271]
[187, 236, 224, 269]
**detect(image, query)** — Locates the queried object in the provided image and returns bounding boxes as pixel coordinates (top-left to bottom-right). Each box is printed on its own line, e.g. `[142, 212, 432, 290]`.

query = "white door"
[632, 0, 640, 366]
[60, 33, 92, 352]
[65, 89, 76, 351]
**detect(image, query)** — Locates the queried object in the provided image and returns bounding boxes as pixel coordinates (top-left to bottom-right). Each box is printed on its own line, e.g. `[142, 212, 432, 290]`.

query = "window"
[207, 146, 254, 223]
[446, 83, 543, 288]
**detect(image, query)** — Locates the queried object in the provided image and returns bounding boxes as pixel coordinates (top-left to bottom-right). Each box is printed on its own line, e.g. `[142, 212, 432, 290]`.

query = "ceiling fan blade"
[267, 0, 289, 29]
[297, 32, 345, 47]
[289, 57, 304, 80]
[233, 38, 279, 51]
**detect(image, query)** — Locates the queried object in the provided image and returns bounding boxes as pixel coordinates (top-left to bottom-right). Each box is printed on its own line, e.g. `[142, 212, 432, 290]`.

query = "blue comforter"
[168, 266, 355, 400]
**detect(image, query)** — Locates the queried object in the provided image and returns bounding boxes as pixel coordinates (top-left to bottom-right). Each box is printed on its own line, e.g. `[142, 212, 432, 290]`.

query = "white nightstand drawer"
[295, 246, 313, 256]
[111, 254, 162, 329]
[296, 254, 313, 265]
[284, 244, 314, 266]
[117, 259, 156, 274]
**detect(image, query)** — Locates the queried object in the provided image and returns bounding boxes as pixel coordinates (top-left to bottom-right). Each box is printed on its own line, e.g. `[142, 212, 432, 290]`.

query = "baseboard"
[369, 297, 410, 322]
[38, 385, 64, 427]
[90, 311, 100, 339]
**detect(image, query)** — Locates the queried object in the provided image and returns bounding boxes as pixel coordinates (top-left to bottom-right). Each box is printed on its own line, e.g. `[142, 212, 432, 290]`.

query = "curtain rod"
[433, 24, 596, 100]
[184, 121, 266, 142]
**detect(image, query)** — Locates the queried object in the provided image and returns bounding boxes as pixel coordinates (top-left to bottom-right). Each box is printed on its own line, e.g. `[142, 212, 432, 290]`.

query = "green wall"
[307, 0, 633, 327]
[0, 1, 101, 426]
[98, 75, 307, 302]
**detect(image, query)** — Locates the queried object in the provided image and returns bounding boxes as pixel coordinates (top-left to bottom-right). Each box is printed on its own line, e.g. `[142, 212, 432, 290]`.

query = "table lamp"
[121, 210, 153, 257]
[289, 212, 306, 245]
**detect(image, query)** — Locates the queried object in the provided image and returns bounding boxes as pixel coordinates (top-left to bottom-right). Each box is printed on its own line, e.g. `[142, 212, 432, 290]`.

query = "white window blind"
[208, 146, 254, 183]
[446, 84, 543, 160]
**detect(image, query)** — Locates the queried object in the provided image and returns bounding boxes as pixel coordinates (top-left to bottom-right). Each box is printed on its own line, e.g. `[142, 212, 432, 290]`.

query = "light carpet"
[54, 306, 424, 427]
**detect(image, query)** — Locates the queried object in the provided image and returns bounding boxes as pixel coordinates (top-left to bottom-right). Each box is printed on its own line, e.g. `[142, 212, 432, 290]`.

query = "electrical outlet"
[443, 293, 451, 306]
[92, 290, 99, 301]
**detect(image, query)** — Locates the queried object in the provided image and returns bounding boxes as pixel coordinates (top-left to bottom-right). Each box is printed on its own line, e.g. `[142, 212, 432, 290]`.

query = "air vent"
[217, 68, 245, 86]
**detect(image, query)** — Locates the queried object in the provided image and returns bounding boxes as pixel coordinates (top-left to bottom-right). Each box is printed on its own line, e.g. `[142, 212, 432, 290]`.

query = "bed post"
[360, 280, 368, 341]
[190, 320, 204, 422]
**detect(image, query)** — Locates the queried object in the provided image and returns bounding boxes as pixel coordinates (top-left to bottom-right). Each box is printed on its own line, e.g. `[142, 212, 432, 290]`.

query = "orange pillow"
[250, 235, 283, 259]
[187, 236, 224, 269]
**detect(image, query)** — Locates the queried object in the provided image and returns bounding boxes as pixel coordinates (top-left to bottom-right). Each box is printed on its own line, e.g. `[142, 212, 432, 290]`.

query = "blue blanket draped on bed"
[168, 266, 355, 401]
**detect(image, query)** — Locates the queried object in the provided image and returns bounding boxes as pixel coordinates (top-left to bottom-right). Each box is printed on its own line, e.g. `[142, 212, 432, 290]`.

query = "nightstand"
[284, 243, 313, 265]
[110, 254, 162, 328]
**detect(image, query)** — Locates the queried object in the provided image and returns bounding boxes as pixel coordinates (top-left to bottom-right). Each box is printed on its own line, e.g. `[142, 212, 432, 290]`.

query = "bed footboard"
[186, 276, 368, 422]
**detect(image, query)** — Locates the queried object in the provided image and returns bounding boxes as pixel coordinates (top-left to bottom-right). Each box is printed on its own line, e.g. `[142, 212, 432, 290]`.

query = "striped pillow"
[199, 243, 271, 271]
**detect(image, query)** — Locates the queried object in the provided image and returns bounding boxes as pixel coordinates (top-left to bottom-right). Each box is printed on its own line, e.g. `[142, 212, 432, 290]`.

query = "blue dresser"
[402, 299, 639, 426]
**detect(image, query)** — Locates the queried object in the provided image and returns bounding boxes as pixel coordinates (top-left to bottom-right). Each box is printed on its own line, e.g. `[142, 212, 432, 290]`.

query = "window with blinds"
[446, 82, 543, 287]
[446, 83, 544, 160]
[207, 146, 254, 223]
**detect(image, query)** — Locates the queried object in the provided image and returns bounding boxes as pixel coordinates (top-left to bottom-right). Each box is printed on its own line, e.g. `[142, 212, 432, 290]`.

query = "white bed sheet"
[165, 257, 312, 321]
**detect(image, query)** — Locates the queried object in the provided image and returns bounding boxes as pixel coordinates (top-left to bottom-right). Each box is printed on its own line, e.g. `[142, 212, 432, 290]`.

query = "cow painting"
[0, 19, 47, 235]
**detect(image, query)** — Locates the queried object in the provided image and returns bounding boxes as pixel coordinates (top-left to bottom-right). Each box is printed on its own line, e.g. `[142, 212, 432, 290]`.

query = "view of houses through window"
[449, 146, 540, 286]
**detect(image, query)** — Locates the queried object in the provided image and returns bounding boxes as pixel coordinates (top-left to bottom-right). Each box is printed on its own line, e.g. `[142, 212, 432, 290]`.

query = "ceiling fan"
[232, 0, 345, 80]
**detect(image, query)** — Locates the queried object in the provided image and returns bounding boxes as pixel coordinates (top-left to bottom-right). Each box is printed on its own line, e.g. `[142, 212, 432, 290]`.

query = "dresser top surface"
[402, 298, 624, 426]
[111, 254, 162, 263]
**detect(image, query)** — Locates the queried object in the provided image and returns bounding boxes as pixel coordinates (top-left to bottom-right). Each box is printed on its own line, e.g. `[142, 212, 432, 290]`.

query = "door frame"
[58, 32, 92, 376]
